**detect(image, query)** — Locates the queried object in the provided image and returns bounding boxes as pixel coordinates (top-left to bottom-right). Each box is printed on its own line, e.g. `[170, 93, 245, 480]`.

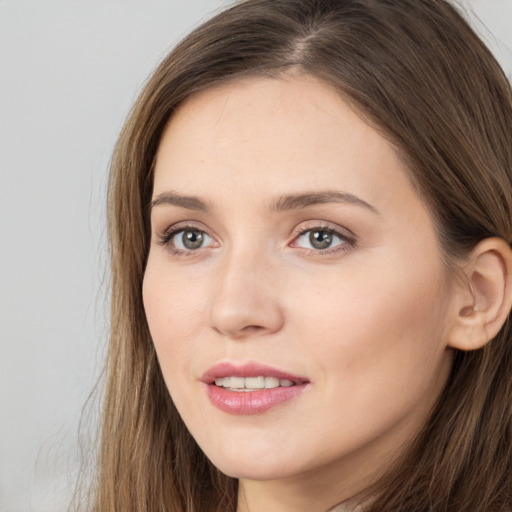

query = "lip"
[201, 362, 308, 384]
[201, 362, 309, 415]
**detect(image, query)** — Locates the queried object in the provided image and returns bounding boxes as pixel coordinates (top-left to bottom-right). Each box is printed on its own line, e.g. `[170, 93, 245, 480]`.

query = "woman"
[93, 0, 512, 510]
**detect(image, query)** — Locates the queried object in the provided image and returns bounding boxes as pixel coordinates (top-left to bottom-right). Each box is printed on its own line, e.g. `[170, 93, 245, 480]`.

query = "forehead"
[156, 75, 384, 170]
[153, 75, 422, 218]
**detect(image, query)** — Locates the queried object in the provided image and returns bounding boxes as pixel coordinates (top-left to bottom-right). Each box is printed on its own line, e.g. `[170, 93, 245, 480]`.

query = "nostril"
[208, 272, 285, 337]
[241, 325, 266, 333]
[212, 323, 266, 338]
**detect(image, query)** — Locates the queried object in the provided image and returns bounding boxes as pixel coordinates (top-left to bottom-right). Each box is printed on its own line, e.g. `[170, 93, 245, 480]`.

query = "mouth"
[201, 362, 309, 415]
[213, 375, 296, 391]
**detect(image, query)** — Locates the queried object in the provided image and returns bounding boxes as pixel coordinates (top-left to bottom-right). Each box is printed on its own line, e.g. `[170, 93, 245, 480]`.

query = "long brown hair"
[92, 1, 512, 510]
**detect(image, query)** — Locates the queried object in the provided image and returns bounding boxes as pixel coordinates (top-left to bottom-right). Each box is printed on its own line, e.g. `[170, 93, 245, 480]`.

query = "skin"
[143, 75, 457, 512]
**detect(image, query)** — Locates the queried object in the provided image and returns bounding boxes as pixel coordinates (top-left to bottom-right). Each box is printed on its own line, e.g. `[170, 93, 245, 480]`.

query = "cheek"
[296, 253, 451, 405]
[142, 258, 207, 375]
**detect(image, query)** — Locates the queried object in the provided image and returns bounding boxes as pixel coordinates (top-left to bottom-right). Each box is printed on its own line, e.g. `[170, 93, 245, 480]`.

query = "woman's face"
[143, 76, 455, 492]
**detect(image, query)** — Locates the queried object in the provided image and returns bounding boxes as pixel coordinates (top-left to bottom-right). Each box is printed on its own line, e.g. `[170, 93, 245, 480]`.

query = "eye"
[175, 229, 211, 250]
[292, 227, 351, 252]
[160, 227, 214, 252]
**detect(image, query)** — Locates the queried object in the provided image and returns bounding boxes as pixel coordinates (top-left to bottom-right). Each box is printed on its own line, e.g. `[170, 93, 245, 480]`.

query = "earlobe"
[448, 238, 512, 351]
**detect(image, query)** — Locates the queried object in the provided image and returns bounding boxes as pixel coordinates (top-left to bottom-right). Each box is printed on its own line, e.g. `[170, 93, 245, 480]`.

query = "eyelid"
[290, 220, 356, 242]
[289, 221, 357, 254]
[157, 221, 217, 251]
[155, 219, 356, 256]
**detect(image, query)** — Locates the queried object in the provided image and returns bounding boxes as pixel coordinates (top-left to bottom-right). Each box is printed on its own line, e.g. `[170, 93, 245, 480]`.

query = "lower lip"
[206, 384, 307, 415]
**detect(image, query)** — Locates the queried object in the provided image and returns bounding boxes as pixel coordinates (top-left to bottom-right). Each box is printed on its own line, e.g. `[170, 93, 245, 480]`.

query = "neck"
[237, 486, 368, 512]
[235, 454, 379, 512]
[237, 484, 369, 512]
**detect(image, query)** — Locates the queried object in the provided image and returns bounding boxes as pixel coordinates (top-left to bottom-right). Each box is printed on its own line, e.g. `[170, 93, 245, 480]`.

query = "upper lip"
[201, 362, 309, 385]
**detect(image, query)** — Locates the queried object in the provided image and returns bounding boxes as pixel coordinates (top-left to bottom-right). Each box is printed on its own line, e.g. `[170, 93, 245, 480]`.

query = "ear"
[448, 237, 512, 351]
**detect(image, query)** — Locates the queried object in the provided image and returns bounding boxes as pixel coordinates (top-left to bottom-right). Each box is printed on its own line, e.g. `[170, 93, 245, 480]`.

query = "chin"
[201, 442, 310, 481]
[214, 460, 296, 481]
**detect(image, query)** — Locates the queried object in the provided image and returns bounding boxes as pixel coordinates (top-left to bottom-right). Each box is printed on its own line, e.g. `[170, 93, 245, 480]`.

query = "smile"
[214, 376, 295, 391]
[202, 363, 309, 414]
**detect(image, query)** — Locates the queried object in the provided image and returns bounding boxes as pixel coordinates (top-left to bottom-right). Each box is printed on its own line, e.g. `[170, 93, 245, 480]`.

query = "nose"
[208, 248, 285, 339]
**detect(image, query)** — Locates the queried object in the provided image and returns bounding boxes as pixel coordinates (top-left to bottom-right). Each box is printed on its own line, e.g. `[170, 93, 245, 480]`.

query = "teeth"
[230, 376, 245, 389]
[264, 376, 279, 389]
[245, 376, 265, 388]
[214, 376, 296, 390]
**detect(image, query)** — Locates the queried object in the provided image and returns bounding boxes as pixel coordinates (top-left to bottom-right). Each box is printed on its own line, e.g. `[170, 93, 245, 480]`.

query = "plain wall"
[1, 1, 511, 511]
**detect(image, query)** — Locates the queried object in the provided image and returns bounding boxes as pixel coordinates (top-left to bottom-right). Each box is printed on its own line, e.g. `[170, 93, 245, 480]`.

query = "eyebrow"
[149, 191, 211, 213]
[149, 189, 379, 215]
[270, 190, 379, 214]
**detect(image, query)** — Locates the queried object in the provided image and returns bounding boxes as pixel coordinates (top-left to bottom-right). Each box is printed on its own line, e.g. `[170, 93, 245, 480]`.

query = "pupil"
[183, 230, 204, 250]
[310, 230, 332, 249]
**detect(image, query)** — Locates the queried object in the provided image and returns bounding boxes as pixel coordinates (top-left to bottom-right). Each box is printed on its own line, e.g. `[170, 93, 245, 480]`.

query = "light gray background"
[1, 1, 511, 511]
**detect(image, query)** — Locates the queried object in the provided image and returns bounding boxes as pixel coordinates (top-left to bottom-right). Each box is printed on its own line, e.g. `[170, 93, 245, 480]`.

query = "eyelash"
[157, 224, 211, 257]
[157, 222, 356, 257]
[290, 223, 356, 256]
